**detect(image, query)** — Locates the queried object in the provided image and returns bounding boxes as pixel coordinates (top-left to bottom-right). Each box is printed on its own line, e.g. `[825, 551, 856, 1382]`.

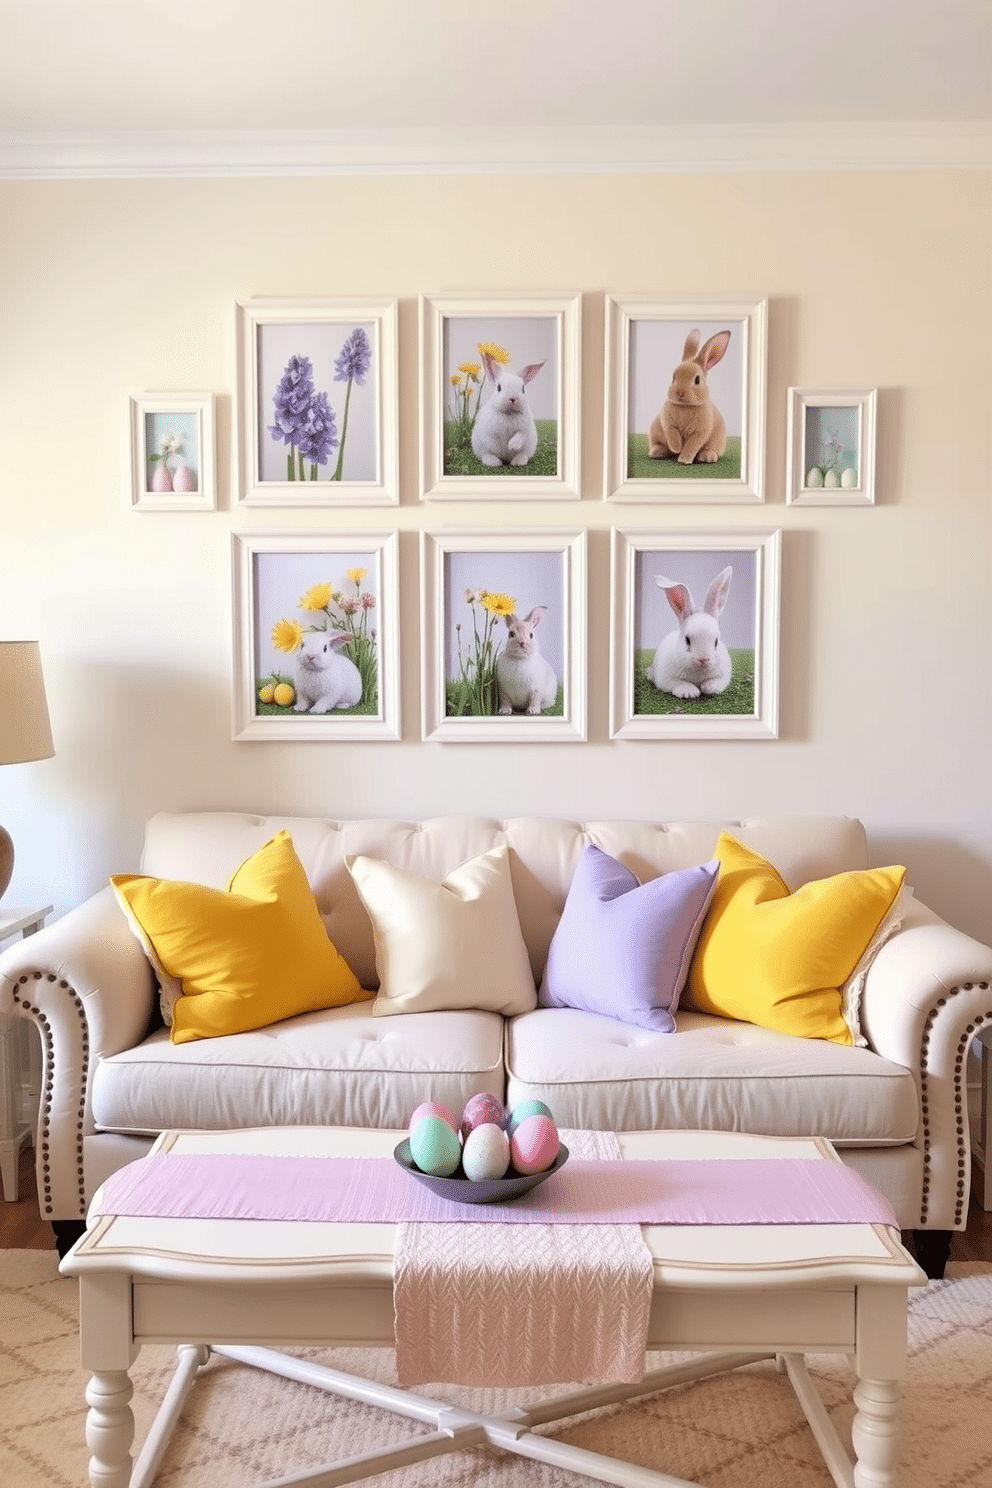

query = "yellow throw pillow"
[688, 833, 906, 1045]
[347, 844, 537, 1017]
[112, 830, 363, 1044]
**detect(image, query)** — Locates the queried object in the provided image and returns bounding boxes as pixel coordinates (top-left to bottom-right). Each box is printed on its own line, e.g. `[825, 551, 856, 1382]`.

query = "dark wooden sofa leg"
[913, 1228, 952, 1280]
[52, 1220, 86, 1260]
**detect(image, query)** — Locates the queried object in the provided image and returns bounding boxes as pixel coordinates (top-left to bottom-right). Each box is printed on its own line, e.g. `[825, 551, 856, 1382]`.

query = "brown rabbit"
[648, 328, 731, 465]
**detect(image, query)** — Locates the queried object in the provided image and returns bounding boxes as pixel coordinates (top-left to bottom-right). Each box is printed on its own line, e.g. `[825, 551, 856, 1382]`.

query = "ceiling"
[2, 0, 990, 176]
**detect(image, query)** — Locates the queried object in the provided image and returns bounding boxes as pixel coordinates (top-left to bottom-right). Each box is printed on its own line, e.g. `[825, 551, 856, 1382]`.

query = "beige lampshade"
[0, 641, 55, 765]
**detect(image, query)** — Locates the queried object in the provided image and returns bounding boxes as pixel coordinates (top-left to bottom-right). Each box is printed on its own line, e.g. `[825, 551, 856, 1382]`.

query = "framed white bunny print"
[231, 530, 400, 741]
[420, 291, 581, 501]
[235, 298, 399, 506]
[421, 529, 587, 741]
[786, 387, 877, 505]
[605, 295, 768, 503]
[610, 528, 781, 740]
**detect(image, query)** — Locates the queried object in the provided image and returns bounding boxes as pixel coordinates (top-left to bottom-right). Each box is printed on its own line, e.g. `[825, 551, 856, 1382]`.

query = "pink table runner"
[97, 1150, 897, 1228]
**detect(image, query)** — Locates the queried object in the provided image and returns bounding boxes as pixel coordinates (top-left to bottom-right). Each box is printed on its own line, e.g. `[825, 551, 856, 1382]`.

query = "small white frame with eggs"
[786, 387, 877, 505]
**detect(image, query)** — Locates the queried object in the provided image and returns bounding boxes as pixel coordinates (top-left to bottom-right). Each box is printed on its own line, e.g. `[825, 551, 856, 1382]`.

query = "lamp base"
[0, 825, 13, 901]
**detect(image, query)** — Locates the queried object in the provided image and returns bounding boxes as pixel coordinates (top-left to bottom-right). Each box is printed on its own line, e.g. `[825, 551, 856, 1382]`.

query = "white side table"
[1, 904, 53, 1201]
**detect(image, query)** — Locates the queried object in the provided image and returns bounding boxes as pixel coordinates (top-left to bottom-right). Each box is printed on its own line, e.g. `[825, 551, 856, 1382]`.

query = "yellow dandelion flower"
[458, 361, 481, 379]
[450, 372, 463, 387]
[299, 582, 333, 611]
[345, 567, 368, 586]
[480, 591, 515, 617]
[477, 342, 510, 366]
[271, 617, 303, 653]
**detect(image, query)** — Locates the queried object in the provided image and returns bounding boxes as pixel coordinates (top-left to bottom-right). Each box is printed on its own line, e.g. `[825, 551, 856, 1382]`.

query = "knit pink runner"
[393, 1130, 654, 1387]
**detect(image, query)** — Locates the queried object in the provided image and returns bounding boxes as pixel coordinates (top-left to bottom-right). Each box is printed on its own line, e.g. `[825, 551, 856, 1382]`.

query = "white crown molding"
[1, 122, 991, 180]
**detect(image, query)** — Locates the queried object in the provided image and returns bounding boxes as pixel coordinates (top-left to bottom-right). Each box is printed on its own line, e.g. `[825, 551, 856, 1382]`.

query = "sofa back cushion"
[141, 813, 871, 992]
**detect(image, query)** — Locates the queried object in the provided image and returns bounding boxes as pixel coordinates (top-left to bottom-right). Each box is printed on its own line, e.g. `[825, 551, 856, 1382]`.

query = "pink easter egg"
[510, 1113, 560, 1176]
[462, 1123, 511, 1182]
[460, 1091, 507, 1142]
[408, 1101, 459, 1135]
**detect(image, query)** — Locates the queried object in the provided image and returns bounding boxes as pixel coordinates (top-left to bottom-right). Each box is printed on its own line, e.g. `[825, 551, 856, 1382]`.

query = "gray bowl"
[394, 1138, 569, 1205]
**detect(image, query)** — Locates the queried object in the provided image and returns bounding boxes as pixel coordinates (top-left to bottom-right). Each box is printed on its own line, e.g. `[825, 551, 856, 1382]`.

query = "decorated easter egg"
[462, 1123, 511, 1182]
[805, 466, 824, 488]
[510, 1113, 560, 1176]
[409, 1114, 462, 1177]
[841, 466, 858, 488]
[408, 1101, 459, 1135]
[506, 1099, 554, 1136]
[460, 1091, 506, 1140]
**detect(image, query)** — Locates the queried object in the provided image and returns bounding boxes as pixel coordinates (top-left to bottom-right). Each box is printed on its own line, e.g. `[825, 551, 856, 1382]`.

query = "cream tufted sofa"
[2, 811, 991, 1277]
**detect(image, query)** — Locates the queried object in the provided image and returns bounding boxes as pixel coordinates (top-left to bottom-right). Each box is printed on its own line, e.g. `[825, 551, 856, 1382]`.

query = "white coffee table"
[61, 1126, 926, 1488]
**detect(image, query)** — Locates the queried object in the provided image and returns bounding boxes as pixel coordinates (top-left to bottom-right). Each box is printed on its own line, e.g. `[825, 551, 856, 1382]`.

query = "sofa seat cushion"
[91, 1004, 504, 1136]
[505, 1008, 918, 1146]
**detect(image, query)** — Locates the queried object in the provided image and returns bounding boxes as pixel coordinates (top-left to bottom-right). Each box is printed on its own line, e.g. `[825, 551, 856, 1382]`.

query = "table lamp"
[0, 641, 55, 903]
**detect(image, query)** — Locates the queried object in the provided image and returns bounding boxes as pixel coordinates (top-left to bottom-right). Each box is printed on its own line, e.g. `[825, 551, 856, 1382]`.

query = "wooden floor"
[2, 1143, 991, 1261]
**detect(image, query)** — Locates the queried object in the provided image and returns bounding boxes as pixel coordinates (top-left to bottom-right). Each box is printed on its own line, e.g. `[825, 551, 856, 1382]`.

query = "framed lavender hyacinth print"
[231, 530, 400, 741]
[129, 392, 216, 511]
[420, 528, 587, 742]
[235, 299, 399, 506]
[420, 291, 581, 501]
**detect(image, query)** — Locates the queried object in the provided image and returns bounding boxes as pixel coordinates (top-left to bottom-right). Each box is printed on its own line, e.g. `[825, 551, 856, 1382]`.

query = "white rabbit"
[496, 607, 558, 715]
[471, 353, 545, 467]
[647, 567, 733, 699]
[294, 631, 363, 713]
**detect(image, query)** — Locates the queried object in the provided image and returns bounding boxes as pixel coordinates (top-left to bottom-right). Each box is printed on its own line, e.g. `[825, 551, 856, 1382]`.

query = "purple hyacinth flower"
[295, 390, 339, 466]
[269, 355, 315, 445]
[334, 327, 372, 385]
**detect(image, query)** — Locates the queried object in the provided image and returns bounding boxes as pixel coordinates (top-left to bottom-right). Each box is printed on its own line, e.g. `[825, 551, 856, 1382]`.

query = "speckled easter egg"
[408, 1101, 459, 1135]
[409, 1114, 462, 1177]
[460, 1092, 507, 1141]
[510, 1113, 559, 1176]
[462, 1123, 511, 1182]
[506, 1099, 554, 1136]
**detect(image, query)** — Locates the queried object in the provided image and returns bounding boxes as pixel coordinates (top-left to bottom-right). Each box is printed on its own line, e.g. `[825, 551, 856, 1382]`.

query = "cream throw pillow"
[347, 844, 537, 1017]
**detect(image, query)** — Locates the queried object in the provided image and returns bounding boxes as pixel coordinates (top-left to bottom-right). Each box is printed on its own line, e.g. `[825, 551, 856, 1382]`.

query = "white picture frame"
[605, 294, 768, 503]
[611, 527, 781, 740]
[786, 387, 877, 505]
[235, 298, 399, 506]
[129, 391, 216, 511]
[420, 291, 581, 501]
[421, 528, 587, 742]
[232, 530, 400, 741]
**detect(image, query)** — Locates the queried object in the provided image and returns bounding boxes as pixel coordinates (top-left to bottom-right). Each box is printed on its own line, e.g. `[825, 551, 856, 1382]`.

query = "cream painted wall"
[1, 170, 990, 942]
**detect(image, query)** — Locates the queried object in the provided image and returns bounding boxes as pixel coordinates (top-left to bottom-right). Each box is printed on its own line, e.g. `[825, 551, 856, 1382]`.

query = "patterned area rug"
[2, 1251, 990, 1488]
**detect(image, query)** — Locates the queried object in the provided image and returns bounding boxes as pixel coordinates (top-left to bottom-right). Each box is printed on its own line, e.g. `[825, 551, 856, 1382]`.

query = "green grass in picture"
[633, 649, 755, 716]
[255, 674, 379, 718]
[444, 420, 558, 477]
[627, 433, 741, 482]
[446, 681, 564, 718]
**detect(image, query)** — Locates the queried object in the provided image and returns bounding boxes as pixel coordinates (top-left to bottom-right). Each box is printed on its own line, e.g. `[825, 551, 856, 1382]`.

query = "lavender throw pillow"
[539, 845, 719, 1033]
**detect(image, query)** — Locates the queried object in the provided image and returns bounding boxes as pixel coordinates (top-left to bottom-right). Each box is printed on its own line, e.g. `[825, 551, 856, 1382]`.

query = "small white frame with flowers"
[420, 291, 582, 501]
[231, 530, 400, 741]
[236, 298, 399, 506]
[129, 391, 216, 511]
[421, 528, 587, 742]
[786, 387, 877, 505]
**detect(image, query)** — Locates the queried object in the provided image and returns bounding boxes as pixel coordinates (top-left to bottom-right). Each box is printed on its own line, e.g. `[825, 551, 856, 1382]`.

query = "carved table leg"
[852, 1377, 901, 1487]
[85, 1369, 135, 1488]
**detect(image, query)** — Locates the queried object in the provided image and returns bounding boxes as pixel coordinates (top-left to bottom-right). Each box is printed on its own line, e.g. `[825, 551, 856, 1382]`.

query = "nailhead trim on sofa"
[13, 971, 88, 1218]
[918, 982, 990, 1227]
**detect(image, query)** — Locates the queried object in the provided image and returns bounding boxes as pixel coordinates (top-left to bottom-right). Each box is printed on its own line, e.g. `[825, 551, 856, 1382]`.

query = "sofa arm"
[859, 894, 992, 1230]
[0, 886, 156, 1221]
